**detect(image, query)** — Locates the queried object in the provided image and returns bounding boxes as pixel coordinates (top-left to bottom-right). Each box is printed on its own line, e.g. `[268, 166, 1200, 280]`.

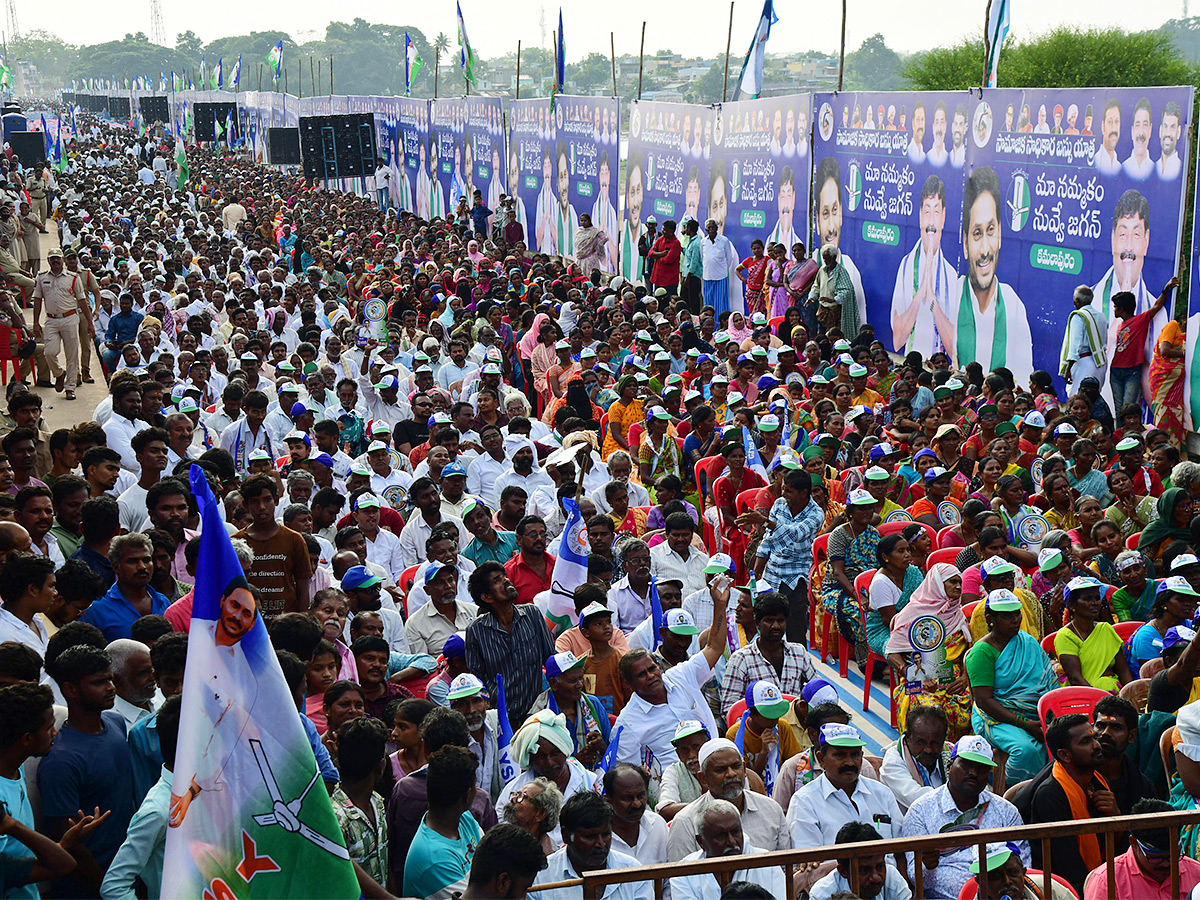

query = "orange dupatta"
[1050, 761, 1110, 871]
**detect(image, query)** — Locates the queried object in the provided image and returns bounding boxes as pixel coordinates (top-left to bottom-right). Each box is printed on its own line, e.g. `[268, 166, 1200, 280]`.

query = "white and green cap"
[248, 449, 272, 462]
[985, 588, 1023, 613]
[672, 720, 710, 743]
[819, 722, 865, 748]
[950, 734, 996, 767]
[981, 557, 1019, 578]
[1115, 437, 1142, 452]
[1037, 547, 1065, 573]
[665, 608, 702, 635]
[703, 553, 736, 574]
[446, 673, 486, 701]
[968, 842, 1022, 875]
[747, 680, 790, 719]
[864, 466, 890, 482]
[758, 414, 781, 431]
[847, 488, 876, 506]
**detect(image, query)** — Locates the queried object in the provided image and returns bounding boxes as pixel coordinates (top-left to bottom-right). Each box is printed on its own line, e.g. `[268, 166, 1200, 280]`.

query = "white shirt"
[32, 533, 65, 569]
[649, 542, 710, 598]
[950, 277, 1033, 383]
[494, 468, 554, 502]
[682, 586, 717, 636]
[1122, 153, 1153, 180]
[607, 577, 653, 633]
[698, 234, 738, 281]
[403, 598, 477, 656]
[787, 772, 905, 849]
[118, 482, 151, 534]
[613, 652, 718, 775]
[112, 694, 154, 729]
[496, 758, 599, 846]
[666, 789, 790, 861]
[878, 741, 946, 813]
[0, 606, 48, 676]
[1157, 152, 1182, 179]
[591, 480, 650, 515]
[1094, 147, 1121, 174]
[404, 564, 475, 616]
[809, 864, 912, 900]
[610, 809, 669, 866]
[466, 452, 511, 509]
[398, 512, 467, 569]
[671, 845, 786, 900]
[104, 413, 143, 473]
[362, 528, 407, 583]
[530, 846, 651, 900]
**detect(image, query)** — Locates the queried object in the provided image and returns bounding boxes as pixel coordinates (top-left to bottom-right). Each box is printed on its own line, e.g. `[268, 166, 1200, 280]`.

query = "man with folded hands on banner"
[891, 174, 957, 357]
[948, 165, 1033, 383]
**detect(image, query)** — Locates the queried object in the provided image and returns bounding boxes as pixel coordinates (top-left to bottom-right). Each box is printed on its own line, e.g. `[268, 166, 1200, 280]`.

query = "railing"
[529, 809, 1200, 899]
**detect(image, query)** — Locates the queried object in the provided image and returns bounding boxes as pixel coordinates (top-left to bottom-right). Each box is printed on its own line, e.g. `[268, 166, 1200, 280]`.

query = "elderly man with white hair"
[670, 799, 787, 900]
[665, 737, 790, 861]
[107, 638, 161, 728]
[589, 451, 650, 515]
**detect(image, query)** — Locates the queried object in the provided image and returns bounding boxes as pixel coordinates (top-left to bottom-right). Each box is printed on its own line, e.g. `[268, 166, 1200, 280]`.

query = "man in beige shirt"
[32, 247, 90, 400]
[64, 247, 101, 383]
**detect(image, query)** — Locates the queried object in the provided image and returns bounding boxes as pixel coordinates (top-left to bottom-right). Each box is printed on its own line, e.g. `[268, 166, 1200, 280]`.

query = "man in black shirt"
[393, 392, 434, 456]
[1092, 696, 1155, 815]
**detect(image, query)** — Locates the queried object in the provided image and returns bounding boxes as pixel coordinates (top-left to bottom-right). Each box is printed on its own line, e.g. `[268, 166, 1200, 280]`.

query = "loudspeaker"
[298, 113, 376, 180]
[267, 128, 301, 165]
[108, 96, 131, 119]
[139, 96, 169, 124]
[7, 131, 47, 166]
[193, 102, 239, 142]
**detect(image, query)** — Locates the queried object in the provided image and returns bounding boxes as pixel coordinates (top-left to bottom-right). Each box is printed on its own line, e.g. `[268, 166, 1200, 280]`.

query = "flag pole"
[516, 40, 522, 100]
[310, 56, 315, 96]
[257, 64, 261, 92]
[434, 54, 439, 99]
[982, 0, 993, 87]
[610, 32, 617, 96]
[722, 1, 734, 102]
[330, 55, 334, 94]
[636, 21, 645, 100]
[838, 0, 847, 90]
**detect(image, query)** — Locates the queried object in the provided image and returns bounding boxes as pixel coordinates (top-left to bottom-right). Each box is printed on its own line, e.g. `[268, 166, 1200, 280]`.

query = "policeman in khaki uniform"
[32, 247, 91, 401]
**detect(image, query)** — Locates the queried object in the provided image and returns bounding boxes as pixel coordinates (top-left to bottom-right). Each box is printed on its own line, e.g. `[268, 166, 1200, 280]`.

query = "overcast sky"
[22, 0, 1188, 60]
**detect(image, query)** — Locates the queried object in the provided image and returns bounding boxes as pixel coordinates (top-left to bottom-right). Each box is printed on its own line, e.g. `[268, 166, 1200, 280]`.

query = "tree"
[10, 30, 75, 87]
[843, 34, 903, 91]
[568, 52, 611, 92]
[684, 60, 725, 105]
[175, 30, 203, 61]
[903, 27, 1198, 91]
[434, 32, 450, 63]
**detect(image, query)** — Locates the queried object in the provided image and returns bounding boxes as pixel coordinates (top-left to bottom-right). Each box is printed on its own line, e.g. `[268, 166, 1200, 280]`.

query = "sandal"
[64, 391, 75, 401]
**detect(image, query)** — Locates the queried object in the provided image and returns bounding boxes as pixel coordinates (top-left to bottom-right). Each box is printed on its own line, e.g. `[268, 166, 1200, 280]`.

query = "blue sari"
[970, 630, 1059, 782]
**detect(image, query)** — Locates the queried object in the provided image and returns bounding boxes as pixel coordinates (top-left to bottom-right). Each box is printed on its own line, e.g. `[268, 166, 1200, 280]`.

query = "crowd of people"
[0, 109, 1194, 899]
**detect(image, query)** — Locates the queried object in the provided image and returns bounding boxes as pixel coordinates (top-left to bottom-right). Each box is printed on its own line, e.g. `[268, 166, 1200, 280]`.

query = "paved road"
[21, 226, 110, 432]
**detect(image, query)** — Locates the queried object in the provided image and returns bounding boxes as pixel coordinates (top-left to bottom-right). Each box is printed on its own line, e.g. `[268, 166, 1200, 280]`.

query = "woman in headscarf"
[678, 320, 715, 355]
[726, 311, 753, 346]
[886, 563, 973, 738]
[519, 311, 552, 414]
[1138, 487, 1195, 567]
[466, 239, 486, 270]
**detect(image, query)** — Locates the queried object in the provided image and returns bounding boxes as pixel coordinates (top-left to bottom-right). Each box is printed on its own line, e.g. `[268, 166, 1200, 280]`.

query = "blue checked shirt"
[756, 496, 824, 591]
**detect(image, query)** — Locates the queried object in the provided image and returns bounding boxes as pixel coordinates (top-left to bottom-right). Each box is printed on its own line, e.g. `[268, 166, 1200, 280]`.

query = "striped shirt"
[756, 497, 825, 590]
[465, 604, 555, 729]
[719, 636, 816, 717]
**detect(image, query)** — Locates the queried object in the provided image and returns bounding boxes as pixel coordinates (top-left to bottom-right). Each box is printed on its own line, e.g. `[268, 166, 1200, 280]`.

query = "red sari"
[740, 255, 770, 317]
[714, 467, 767, 582]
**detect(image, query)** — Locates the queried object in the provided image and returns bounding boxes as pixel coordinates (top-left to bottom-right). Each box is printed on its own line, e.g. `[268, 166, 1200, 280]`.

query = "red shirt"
[1111, 309, 1156, 368]
[1104, 462, 1163, 498]
[337, 506, 406, 533]
[504, 552, 557, 604]
[650, 235, 682, 287]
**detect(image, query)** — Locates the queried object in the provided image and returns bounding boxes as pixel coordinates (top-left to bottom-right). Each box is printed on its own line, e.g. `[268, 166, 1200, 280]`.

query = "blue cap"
[440, 461, 467, 478]
[441, 632, 467, 659]
[342, 565, 382, 591]
[310, 452, 335, 468]
[424, 559, 456, 586]
[289, 401, 310, 417]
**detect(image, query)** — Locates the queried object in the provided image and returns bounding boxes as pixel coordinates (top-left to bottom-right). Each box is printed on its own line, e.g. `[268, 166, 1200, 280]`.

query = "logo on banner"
[1008, 174, 1030, 231]
[647, 155, 656, 191]
[973, 102, 993, 147]
[819, 102, 834, 141]
[848, 163, 862, 211]
[731, 162, 742, 202]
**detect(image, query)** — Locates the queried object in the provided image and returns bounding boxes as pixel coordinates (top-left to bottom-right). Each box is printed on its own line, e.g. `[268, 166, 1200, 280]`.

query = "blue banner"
[464, 96, 505, 234]
[427, 98, 460, 220]
[508, 97, 543, 251]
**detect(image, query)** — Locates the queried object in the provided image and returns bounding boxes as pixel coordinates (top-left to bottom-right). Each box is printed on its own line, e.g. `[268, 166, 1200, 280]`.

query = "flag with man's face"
[162, 466, 358, 899]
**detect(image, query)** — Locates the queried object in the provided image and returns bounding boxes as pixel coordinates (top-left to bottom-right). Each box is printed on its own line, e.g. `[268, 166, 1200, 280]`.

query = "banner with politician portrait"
[623, 99, 715, 285]
[427, 98, 462, 221]
[966, 86, 1192, 391]
[463, 96, 505, 235]
[712, 94, 813, 316]
[810, 91, 969, 361]
[390, 97, 428, 217]
[507, 98, 544, 253]
[551, 95, 621, 272]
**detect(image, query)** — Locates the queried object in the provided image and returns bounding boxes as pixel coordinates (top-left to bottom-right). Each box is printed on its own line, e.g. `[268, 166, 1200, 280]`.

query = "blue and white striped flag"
[742, 425, 767, 480]
[495, 673, 518, 785]
[985, 0, 1011, 87]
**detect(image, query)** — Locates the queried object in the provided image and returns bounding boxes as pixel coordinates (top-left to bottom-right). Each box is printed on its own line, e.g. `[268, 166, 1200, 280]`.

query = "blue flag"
[162, 467, 358, 896]
[743, 424, 767, 479]
[40, 115, 51, 160]
[539, 494, 589, 635]
[597, 724, 623, 774]
[495, 673, 518, 786]
[649, 577, 664, 652]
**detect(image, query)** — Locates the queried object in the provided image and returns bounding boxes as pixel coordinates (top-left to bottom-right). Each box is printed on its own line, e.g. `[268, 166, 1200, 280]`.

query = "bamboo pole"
[982, 0, 993, 87]
[516, 40, 522, 100]
[310, 56, 315, 96]
[837, 0, 847, 90]
[330, 55, 334, 94]
[610, 32, 617, 96]
[722, 2, 734, 102]
[636, 22, 645, 100]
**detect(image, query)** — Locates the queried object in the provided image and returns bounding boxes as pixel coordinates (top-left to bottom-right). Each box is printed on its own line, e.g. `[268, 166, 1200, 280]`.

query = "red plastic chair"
[1038, 686, 1110, 758]
[957, 870, 1079, 900]
[855, 569, 898, 728]
[398, 564, 420, 617]
[810, 533, 830, 656]
[1041, 631, 1059, 659]
[877, 519, 939, 550]
[962, 600, 980, 621]
[1113, 620, 1144, 642]
[768, 315, 785, 335]
[694, 455, 728, 555]
[627, 422, 645, 451]
[675, 420, 692, 438]
[0, 325, 25, 384]
[599, 412, 609, 447]
[926, 547, 962, 569]
[1126, 532, 1141, 550]
[735, 488, 762, 517]
[937, 524, 960, 548]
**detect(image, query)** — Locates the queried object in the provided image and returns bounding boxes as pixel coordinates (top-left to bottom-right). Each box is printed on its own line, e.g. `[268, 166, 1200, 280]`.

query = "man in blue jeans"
[1108, 276, 1178, 414]
[469, 189, 493, 241]
[373, 157, 391, 213]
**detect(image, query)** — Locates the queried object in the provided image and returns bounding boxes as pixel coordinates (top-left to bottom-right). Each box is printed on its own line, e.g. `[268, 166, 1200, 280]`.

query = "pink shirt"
[164, 590, 194, 632]
[1084, 848, 1200, 900]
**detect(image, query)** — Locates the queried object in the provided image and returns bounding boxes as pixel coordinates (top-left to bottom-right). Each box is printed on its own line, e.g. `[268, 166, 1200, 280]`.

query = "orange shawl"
[1050, 761, 1110, 871]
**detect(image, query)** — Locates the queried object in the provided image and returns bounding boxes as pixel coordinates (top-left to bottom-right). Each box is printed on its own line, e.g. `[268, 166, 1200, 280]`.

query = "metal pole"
[552, 32, 557, 97]
[310, 56, 315, 96]
[636, 22, 645, 100]
[257, 64, 262, 92]
[317, 59, 322, 95]
[516, 40, 522, 100]
[435, 55, 439, 99]
[610, 32, 617, 96]
[837, 0, 847, 90]
[330, 55, 334, 94]
[722, 1, 734, 102]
